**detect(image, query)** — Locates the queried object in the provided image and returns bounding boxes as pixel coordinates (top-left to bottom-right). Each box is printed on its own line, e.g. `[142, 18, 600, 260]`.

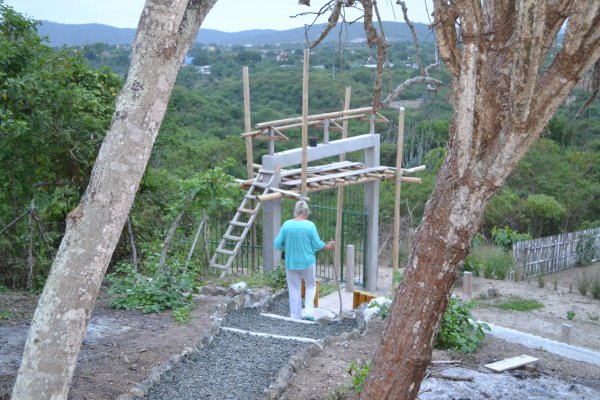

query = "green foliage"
[576, 270, 591, 296]
[393, 270, 404, 285]
[576, 234, 596, 267]
[0, 309, 12, 320]
[318, 283, 337, 298]
[537, 274, 546, 288]
[435, 298, 490, 353]
[492, 297, 544, 312]
[567, 310, 576, 320]
[367, 299, 391, 320]
[107, 263, 198, 313]
[468, 246, 513, 280]
[521, 194, 566, 237]
[172, 305, 193, 324]
[0, 284, 7, 293]
[347, 359, 371, 394]
[265, 267, 288, 290]
[491, 226, 532, 250]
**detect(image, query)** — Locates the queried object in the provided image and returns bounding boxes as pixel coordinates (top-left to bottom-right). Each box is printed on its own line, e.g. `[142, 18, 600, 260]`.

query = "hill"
[38, 20, 432, 47]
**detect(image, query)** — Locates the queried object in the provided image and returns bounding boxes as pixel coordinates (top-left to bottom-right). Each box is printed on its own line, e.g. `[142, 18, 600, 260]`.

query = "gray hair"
[294, 200, 310, 216]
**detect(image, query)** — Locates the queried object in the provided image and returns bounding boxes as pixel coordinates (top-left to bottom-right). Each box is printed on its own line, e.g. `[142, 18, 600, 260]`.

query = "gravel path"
[144, 295, 358, 399]
[224, 309, 356, 339]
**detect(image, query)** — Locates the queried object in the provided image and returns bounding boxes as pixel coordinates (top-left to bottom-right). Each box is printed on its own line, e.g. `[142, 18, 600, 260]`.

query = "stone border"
[116, 286, 367, 400]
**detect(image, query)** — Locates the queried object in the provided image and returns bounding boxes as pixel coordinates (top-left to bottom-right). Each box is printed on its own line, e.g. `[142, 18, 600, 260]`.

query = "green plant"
[537, 274, 546, 288]
[576, 270, 591, 296]
[172, 305, 192, 324]
[0, 284, 7, 293]
[461, 255, 481, 276]
[266, 267, 288, 290]
[319, 283, 337, 298]
[367, 299, 392, 320]
[393, 270, 404, 284]
[348, 359, 371, 394]
[492, 297, 544, 312]
[0, 309, 12, 320]
[566, 310, 576, 320]
[491, 226, 532, 250]
[470, 246, 513, 280]
[107, 262, 198, 313]
[435, 298, 490, 353]
[576, 234, 596, 267]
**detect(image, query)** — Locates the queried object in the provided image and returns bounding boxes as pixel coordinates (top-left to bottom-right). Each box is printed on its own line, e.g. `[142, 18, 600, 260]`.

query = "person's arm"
[322, 240, 335, 251]
[274, 224, 285, 250]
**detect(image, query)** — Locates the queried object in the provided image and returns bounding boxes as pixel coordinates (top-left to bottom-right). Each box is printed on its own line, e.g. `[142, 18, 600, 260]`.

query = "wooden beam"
[255, 106, 373, 129]
[243, 66, 253, 180]
[301, 48, 309, 196]
[393, 107, 405, 291]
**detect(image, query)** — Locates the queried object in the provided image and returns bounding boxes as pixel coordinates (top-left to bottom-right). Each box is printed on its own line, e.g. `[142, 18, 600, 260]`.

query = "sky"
[3, 0, 433, 33]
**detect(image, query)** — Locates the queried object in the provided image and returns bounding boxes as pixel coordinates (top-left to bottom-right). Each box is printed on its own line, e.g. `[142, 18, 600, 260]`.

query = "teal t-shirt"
[274, 219, 326, 270]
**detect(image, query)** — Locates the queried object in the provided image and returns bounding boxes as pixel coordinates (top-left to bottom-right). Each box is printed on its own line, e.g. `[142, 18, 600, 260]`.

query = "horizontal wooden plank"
[484, 355, 538, 372]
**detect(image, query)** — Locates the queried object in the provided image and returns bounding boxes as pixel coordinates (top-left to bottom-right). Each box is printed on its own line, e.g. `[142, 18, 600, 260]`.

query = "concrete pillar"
[345, 245, 355, 292]
[561, 323, 573, 344]
[261, 157, 281, 273]
[364, 134, 380, 292]
[462, 271, 473, 302]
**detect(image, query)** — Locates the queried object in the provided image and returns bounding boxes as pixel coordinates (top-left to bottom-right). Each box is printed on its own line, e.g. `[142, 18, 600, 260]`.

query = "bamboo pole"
[333, 86, 352, 315]
[27, 200, 34, 291]
[392, 107, 405, 291]
[255, 106, 372, 129]
[301, 49, 309, 196]
[242, 66, 257, 271]
[243, 66, 253, 179]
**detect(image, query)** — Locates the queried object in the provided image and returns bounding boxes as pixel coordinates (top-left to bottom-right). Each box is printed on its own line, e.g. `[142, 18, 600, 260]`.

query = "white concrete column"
[463, 272, 473, 302]
[364, 134, 380, 292]
[261, 157, 281, 273]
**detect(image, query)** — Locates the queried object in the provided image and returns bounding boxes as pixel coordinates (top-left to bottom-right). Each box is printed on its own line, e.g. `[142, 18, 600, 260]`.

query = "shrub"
[470, 246, 513, 280]
[461, 255, 481, 276]
[567, 310, 575, 320]
[347, 359, 371, 394]
[491, 226, 532, 250]
[576, 234, 596, 267]
[107, 262, 198, 314]
[537, 274, 546, 288]
[435, 298, 490, 353]
[576, 270, 591, 296]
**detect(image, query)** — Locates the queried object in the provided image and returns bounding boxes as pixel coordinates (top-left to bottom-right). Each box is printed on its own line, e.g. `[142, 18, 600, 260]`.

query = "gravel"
[224, 308, 356, 339]
[143, 294, 359, 399]
[144, 330, 306, 400]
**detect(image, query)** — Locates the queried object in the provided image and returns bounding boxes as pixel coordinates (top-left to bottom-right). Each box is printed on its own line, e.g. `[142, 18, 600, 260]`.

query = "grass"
[491, 297, 545, 312]
[469, 245, 513, 280]
[319, 282, 338, 298]
[0, 309, 12, 320]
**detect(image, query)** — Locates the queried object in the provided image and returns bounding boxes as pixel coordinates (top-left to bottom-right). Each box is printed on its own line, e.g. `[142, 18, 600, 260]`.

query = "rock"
[199, 285, 228, 296]
[228, 281, 248, 296]
[488, 286, 501, 298]
[363, 297, 392, 322]
[129, 387, 145, 398]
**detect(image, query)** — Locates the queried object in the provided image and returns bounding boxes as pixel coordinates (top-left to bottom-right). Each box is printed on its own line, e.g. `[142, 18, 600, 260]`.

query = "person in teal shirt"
[274, 200, 334, 320]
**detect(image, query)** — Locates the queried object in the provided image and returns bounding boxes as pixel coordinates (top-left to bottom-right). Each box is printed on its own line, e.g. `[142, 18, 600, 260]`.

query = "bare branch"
[309, 1, 342, 48]
[397, 1, 425, 76]
[381, 76, 444, 108]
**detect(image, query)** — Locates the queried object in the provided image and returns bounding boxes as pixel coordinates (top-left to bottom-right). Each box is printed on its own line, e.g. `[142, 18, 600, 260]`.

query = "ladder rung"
[216, 248, 235, 255]
[210, 263, 227, 269]
[258, 169, 275, 175]
[231, 221, 250, 227]
[238, 207, 257, 214]
[224, 234, 242, 241]
[244, 194, 257, 200]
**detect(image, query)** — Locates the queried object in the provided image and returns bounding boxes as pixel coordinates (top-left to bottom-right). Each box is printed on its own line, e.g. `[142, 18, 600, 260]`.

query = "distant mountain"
[38, 20, 432, 47]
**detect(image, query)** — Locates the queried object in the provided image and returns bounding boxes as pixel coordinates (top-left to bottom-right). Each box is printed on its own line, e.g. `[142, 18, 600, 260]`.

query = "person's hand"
[325, 240, 335, 250]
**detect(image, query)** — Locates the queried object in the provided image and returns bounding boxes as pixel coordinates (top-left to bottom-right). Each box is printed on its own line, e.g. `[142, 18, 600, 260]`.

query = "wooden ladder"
[210, 170, 275, 276]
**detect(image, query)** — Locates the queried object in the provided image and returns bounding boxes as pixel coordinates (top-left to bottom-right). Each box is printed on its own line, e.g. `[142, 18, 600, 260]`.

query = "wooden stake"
[243, 66, 253, 180]
[27, 199, 34, 291]
[301, 49, 309, 196]
[392, 107, 405, 290]
[255, 106, 372, 129]
[242, 66, 257, 270]
[333, 86, 352, 315]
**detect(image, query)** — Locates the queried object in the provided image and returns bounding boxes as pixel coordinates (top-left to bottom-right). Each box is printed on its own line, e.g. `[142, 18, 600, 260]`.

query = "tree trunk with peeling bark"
[11, 1, 217, 398]
[361, 1, 600, 399]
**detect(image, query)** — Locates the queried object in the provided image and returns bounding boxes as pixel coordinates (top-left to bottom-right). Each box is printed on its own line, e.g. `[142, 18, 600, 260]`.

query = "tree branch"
[309, 1, 342, 48]
[381, 76, 444, 108]
[432, 0, 460, 77]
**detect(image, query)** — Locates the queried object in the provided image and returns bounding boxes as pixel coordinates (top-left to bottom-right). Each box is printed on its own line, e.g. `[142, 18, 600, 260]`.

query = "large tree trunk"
[12, 1, 217, 398]
[361, 1, 600, 398]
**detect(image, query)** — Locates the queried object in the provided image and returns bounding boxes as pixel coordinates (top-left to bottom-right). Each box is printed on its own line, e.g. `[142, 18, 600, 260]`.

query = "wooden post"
[301, 49, 309, 196]
[27, 199, 34, 291]
[243, 66, 253, 180]
[345, 244, 355, 292]
[242, 66, 257, 271]
[561, 323, 573, 343]
[333, 87, 352, 312]
[392, 107, 405, 291]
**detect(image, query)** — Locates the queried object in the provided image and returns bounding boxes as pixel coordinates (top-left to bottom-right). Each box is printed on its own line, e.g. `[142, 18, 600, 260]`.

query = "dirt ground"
[1, 263, 600, 399]
[0, 290, 221, 400]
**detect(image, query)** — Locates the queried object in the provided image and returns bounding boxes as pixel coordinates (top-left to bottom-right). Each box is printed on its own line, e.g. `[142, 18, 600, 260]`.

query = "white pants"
[286, 265, 316, 319]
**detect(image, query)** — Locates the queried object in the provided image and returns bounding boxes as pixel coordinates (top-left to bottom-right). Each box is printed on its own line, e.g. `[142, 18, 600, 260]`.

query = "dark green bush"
[435, 298, 490, 353]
